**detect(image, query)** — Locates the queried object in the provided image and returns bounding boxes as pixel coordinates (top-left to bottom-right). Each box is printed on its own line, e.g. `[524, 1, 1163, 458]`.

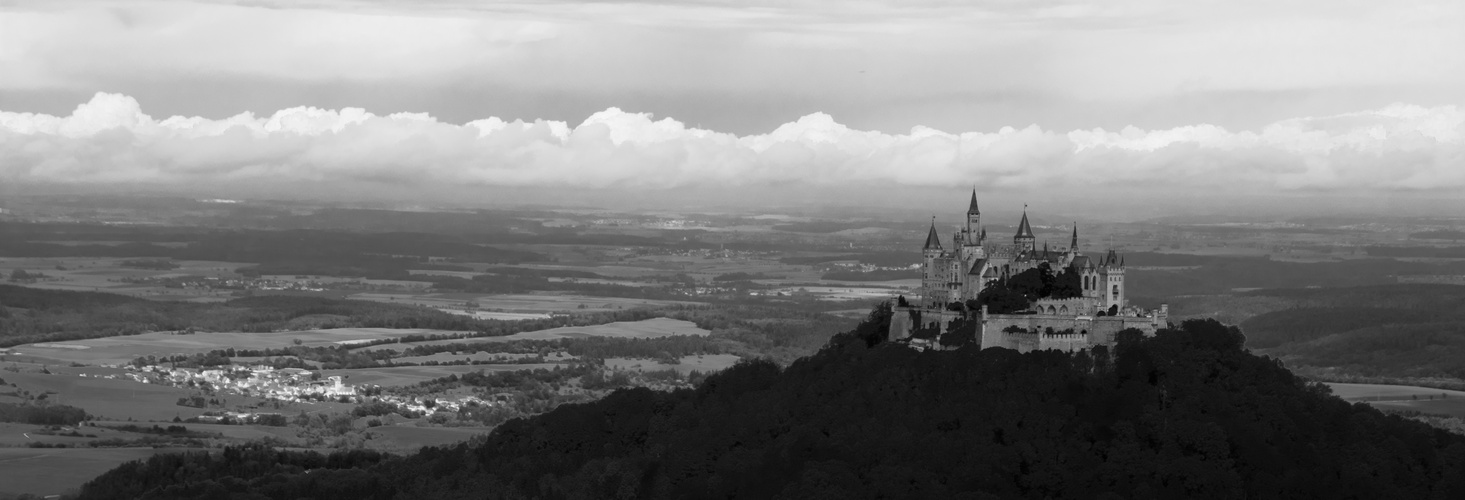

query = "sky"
[1, 0, 1464, 217]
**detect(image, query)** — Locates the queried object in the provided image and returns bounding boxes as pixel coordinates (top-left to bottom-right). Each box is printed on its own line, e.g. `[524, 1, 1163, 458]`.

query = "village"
[85, 363, 495, 423]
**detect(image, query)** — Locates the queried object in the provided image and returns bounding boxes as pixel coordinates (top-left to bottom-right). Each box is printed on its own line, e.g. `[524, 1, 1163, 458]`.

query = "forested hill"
[78, 315, 1465, 500]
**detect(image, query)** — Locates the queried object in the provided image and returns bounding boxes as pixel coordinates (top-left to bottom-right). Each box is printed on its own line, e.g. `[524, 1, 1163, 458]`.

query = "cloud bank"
[1, 93, 1462, 201]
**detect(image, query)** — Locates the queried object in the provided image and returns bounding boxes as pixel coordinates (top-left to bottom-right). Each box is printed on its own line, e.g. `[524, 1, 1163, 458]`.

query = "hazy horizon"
[3, 1, 1464, 220]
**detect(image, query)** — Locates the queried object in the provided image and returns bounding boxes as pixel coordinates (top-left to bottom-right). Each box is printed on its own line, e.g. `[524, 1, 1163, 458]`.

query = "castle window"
[1112, 284, 1119, 299]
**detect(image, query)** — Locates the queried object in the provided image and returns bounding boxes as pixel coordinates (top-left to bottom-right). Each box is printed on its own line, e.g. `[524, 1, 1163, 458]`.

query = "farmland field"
[360, 318, 709, 353]
[1325, 383, 1465, 417]
[1324, 383, 1465, 401]
[1, 370, 211, 421]
[0, 447, 192, 497]
[605, 354, 741, 374]
[364, 425, 494, 451]
[9, 328, 465, 366]
[346, 292, 701, 315]
[0, 257, 250, 301]
[1370, 398, 1465, 418]
[324, 363, 565, 386]
[393, 351, 575, 365]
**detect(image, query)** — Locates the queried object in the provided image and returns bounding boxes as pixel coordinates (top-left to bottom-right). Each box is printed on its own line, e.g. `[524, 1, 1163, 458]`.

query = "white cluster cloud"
[1, 93, 1462, 197]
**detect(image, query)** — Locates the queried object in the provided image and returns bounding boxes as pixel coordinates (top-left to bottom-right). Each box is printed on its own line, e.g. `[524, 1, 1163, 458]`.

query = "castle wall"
[977, 312, 1166, 353]
[890, 306, 963, 342]
[888, 308, 914, 342]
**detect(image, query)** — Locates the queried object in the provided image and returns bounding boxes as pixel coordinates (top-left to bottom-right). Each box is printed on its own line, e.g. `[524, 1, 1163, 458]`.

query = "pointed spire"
[1120, 255, 1125, 267]
[967, 188, 980, 214]
[1070, 223, 1078, 250]
[1014, 208, 1035, 239]
[923, 217, 943, 251]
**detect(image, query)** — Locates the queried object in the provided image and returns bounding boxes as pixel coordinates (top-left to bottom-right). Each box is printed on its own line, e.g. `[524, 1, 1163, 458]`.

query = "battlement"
[889, 303, 1167, 354]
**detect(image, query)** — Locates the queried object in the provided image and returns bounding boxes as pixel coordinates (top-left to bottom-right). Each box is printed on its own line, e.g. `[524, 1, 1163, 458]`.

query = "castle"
[888, 190, 1168, 352]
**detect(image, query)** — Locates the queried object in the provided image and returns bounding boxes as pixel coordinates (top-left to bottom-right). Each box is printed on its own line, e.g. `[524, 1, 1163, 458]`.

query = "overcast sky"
[1, 0, 1463, 216]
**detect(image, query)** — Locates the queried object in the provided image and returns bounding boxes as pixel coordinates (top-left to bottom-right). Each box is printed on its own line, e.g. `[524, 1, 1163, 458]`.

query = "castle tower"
[921, 219, 947, 308]
[965, 189, 981, 238]
[1079, 256, 1100, 301]
[923, 218, 943, 258]
[1014, 209, 1036, 253]
[1097, 249, 1126, 312]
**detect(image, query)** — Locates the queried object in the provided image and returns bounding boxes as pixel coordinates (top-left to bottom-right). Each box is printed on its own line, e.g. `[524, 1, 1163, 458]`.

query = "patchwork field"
[1324, 383, 1465, 418]
[10, 328, 465, 366]
[605, 354, 741, 375]
[1, 370, 211, 421]
[0, 257, 250, 301]
[324, 363, 565, 387]
[393, 351, 575, 365]
[347, 291, 701, 315]
[0, 422, 148, 447]
[89, 420, 302, 442]
[441, 310, 554, 320]
[1370, 398, 1465, 418]
[360, 318, 710, 353]
[0, 447, 183, 497]
[1325, 383, 1465, 401]
[364, 425, 494, 451]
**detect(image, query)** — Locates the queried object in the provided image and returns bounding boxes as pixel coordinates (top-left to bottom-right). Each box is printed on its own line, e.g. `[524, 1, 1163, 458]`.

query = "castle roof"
[1103, 249, 1120, 266]
[1015, 211, 1035, 240]
[923, 220, 943, 251]
[967, 258, 987, 275]
[967, 189, 980, 214]
[1070, 255, 1092, 270]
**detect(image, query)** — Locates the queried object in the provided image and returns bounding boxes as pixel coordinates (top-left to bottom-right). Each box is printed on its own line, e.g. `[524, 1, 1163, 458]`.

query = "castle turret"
[966, 189, 981, 237]
[1014, 209, 1036, 253]
[921, 219, 947, 308]
[923, 219, 943, 258]
[1069, 223, 1078, 252]
[1098, 249, 1126, 312]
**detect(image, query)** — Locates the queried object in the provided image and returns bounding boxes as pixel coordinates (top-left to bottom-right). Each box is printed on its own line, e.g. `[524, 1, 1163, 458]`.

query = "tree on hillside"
[1050, 268, 1083, 299]
[971, 280, 1030, 314]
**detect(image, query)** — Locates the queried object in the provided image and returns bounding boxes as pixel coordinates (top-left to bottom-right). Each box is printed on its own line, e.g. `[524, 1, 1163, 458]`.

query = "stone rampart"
[891, 305, 1168, 354]
[979, 312, 1165, 353]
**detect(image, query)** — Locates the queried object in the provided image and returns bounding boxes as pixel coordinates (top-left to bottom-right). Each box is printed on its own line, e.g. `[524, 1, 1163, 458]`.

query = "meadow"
[1323, 382, 1465, 418]
[9, 328, 463, 366]
[323, 363, 565, 387]
[391, 351, 574, 365]
[1324, 382, 1465, 401]
[0, 256, 250, 301]
[363, 425, 494, 451]
[0, 447, 177, 497]
[360, 318, 709, 352]
[1, 369, 210, 422]
[347, 291, 700, 314]
[605, 354, 741, 375]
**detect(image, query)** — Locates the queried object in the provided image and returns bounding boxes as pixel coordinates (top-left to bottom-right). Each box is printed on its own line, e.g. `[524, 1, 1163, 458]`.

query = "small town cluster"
[89, 363, 495, 420]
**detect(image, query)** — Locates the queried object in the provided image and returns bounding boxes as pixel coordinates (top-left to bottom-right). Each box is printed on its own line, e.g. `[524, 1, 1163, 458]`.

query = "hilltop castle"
[888, 190, 1168, 352]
